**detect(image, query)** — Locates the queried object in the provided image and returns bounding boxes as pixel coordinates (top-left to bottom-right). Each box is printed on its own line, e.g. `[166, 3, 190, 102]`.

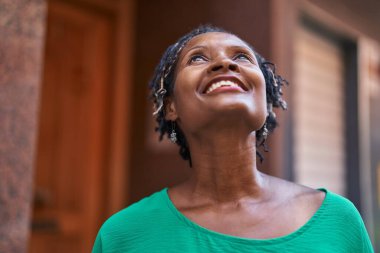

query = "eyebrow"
[185, 44, 254, 55]
[230, 45, 255, 54]
[183, 45, 207, 54]
[179, 43, 258, 64]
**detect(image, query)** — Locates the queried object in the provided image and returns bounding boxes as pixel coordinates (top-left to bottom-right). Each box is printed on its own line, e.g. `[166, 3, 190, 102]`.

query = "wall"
[0, 0, 47, 252]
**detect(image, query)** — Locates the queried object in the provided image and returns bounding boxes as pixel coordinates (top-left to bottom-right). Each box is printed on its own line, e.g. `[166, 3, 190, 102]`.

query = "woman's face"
[166, 32, 267, 135]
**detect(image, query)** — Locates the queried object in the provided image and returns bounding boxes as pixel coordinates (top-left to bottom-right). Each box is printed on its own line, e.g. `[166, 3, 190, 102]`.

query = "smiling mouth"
[205, 80, 245, 94]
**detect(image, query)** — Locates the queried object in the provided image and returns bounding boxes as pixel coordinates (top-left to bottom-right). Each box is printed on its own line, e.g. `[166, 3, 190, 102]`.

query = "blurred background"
[0, 0, 379, 252]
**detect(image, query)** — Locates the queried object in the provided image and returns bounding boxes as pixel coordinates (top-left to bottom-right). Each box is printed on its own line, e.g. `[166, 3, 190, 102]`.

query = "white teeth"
[205, 80, 241, 94]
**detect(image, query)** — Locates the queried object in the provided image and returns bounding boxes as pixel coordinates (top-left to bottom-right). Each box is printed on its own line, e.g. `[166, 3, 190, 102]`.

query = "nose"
[207, 57, 239, 73]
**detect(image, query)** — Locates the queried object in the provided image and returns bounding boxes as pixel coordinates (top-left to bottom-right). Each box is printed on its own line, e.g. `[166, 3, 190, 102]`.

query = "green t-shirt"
[92, 188, 373, 252]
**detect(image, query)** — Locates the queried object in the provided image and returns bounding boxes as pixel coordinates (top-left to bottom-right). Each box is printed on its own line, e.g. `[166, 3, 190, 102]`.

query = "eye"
[233, 53, 253, 63]
[188, 54, 208, 64]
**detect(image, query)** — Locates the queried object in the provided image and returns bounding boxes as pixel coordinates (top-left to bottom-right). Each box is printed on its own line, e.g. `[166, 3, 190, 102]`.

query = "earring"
[170, 121, 177, 143]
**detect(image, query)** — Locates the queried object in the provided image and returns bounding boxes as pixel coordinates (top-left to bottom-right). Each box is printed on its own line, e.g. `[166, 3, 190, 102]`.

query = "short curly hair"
[149, 25, 288, 166]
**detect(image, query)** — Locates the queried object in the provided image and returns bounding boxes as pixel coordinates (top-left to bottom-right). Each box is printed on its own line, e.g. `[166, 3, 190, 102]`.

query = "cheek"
[254, 69, 266, 90]
[248, 69, 267, 104]
[258, 79, 268, 117]
[171, 73, 198, 119]
[247, 70, 268, 128]
[173, 68, 202, 104]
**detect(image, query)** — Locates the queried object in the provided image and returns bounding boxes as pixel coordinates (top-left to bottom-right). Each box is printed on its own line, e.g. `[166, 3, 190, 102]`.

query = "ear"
[164, 97, 178, 121]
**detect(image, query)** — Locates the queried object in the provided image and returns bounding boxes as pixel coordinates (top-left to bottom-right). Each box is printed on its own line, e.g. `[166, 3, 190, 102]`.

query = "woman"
[92, 26, 373, 252]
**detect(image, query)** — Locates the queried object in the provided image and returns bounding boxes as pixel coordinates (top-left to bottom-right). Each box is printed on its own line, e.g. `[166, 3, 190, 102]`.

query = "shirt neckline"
[162, 187, 329, 246]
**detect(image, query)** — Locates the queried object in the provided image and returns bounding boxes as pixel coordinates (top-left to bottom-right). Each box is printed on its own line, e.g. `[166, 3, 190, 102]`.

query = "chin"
[210, 102, 266, 129]
[214, 97, 265, 114]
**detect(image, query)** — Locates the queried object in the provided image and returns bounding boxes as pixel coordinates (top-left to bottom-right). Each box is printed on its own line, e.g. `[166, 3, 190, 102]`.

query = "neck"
[184, 131, 266, 203]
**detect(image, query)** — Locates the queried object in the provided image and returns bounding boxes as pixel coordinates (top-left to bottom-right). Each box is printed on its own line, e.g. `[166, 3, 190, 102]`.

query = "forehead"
[182, 32, 253, 53]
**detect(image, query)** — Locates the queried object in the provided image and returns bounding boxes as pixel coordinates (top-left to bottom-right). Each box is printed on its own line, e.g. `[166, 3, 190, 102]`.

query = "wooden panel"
[30, 1, 112, 252]
[293, 25, 346, 194]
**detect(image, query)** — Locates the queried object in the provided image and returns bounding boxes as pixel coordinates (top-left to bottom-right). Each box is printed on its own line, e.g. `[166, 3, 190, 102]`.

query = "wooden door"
[30, 1, 113, 252]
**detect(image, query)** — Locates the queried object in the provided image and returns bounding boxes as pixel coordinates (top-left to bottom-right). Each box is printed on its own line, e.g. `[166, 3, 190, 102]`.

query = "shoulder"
[93, 188, 176, 251]
[316, 190, 373, 251]
[99, 188, 168, 236]
[266, 177, 372, 248]
[275, 176, 361, 220]
[322, 189, 363, 221]
[264, 175, 326, 210]
[283, 181, 368, 238]
[264, 175, 362, 225]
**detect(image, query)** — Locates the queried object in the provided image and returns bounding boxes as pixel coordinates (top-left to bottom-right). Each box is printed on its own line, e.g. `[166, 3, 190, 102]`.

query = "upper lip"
[201, 75, 248, 94]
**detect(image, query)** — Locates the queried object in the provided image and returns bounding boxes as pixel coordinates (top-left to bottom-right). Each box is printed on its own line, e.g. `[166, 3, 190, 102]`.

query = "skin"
[164, 32, 325, 239]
